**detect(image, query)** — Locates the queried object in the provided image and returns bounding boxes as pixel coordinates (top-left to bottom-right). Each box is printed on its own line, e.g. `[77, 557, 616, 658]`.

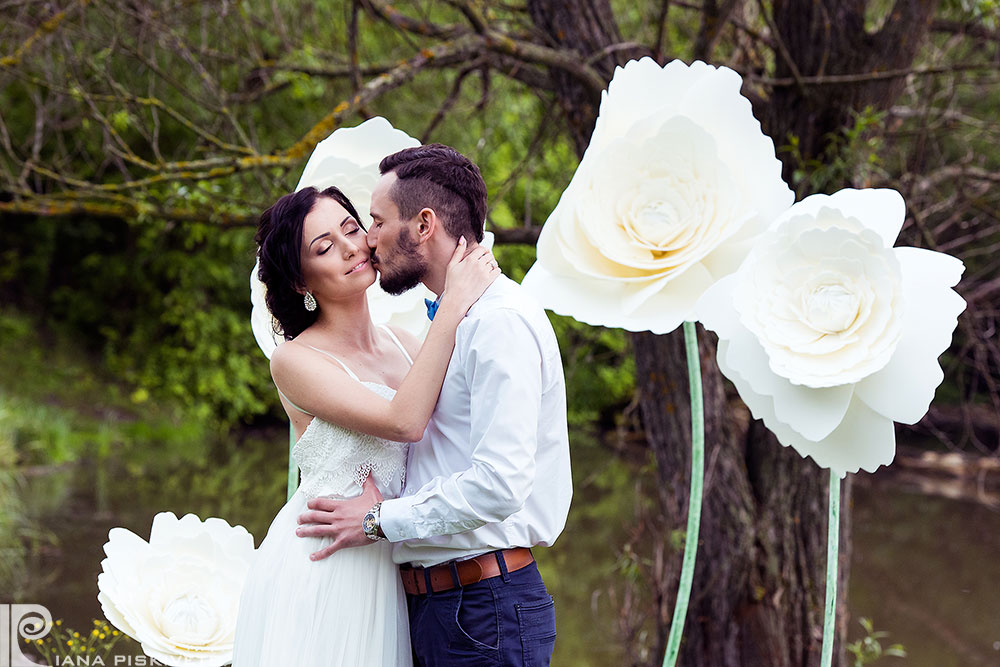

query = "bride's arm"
[270, 239, 498, 442]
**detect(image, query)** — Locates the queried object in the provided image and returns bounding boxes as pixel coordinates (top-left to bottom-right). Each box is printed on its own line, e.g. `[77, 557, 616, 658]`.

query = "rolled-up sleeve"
[380, 309, 542, 542]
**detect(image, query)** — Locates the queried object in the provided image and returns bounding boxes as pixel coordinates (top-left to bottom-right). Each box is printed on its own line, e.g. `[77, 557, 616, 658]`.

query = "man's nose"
[366, 228, 378, 250]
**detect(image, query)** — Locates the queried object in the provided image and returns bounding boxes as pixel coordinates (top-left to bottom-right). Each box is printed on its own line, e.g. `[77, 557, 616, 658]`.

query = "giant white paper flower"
[98, 512, 255, 666]
[521, 58, 793, 333]
[698, 188, 966, 475]
[250, 117, 432, 358]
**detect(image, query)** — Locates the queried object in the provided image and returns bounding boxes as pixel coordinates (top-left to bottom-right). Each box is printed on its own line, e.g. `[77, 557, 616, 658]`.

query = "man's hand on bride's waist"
[295, 474, 385, 561]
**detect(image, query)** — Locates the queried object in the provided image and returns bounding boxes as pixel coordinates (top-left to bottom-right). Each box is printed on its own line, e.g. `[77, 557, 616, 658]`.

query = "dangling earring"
[303, 291, 317, 312]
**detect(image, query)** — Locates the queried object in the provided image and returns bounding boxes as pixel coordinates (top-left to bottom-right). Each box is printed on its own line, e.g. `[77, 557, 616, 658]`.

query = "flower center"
[803, 284, 860, 334]
[629, 200, 681, 249]
[160, 594, 219, 643]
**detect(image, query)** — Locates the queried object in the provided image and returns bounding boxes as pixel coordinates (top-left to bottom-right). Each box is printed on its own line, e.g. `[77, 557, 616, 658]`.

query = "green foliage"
[944, 0, 1000, 27]
[101, 221, 273, 424]
[785, 106, 888, 197]
[0, 433, 29, 597]
[847, 617, 907, 665]
[0, 310, 221, 468]
[1, 212, 275, 430]
[554, 317, 635, 427]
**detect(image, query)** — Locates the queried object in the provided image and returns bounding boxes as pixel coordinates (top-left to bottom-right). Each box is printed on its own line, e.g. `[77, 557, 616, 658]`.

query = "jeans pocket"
[453, 585, 501, 652]
[515, 596, 556, 667]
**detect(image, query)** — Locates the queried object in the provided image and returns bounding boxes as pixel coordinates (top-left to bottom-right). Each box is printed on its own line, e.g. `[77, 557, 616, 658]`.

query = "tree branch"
[359, 0, 468, 39]
[486, 54, 553, 91]
[480, 30, 607, 94]
[0, 197, 257, 226]
[754, 0, 806, 94]
[421, 58, 486, 142]
[932, 18, 1000, 42]
[361, 0, 607, 94]
[746, 62, 1000, 87]
[653, 0, 671, 60]
[3, 37, 486, 202]
[444, 0, 490, 34]
[908, 164, 1000, 192]
[283, 35, 485, 161]
[489, 225, 541, 245]
[0, 0, 93, 68]
[0, 196, 544, 245]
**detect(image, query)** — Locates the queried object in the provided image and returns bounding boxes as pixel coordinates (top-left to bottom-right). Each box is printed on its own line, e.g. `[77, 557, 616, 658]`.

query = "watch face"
[363, 513, 376, 534]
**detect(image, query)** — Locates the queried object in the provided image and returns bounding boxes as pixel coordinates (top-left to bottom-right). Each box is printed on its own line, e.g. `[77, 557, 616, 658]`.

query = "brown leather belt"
[400, 548, 534, 596]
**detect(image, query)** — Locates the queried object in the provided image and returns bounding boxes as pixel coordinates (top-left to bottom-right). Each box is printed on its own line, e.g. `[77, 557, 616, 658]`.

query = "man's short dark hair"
[379, 144, 487, 243]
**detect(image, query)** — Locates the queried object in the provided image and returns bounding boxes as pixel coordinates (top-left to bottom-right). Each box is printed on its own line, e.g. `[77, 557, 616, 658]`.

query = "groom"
[296, 143, 573, 665]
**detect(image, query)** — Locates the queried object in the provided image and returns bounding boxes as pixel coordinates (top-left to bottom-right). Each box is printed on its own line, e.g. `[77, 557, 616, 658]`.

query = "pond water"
[6, 432, 1000, 666]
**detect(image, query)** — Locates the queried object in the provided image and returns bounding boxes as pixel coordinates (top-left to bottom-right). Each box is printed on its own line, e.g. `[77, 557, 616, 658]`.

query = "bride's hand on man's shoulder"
[441, 237, 500, 314]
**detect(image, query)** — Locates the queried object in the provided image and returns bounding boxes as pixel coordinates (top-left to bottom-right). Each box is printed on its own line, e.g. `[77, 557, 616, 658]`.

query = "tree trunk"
[525, 0, 935, 664]
[631, 329, 852, 666]
[766, 0, 938, 183]
[525, 0, 632, 155]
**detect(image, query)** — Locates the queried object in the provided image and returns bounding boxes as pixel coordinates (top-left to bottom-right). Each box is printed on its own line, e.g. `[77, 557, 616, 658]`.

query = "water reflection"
[849, 475, 1000, 666]
[8, 436, 1000, 666]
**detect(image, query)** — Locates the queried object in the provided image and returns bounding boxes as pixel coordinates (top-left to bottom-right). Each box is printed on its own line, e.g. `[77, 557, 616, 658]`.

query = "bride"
[231, 185, 498, 666]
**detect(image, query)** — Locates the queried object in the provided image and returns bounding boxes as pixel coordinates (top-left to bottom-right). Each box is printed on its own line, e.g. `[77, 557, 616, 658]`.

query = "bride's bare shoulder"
[269, 339, 312, 375]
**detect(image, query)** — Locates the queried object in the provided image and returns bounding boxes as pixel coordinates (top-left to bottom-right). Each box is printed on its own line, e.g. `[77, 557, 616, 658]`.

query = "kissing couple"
[231, 143, 573, 666]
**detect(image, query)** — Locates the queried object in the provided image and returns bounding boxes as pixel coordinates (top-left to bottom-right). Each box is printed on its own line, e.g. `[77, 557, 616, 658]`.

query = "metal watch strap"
[363, 501, 385, 541]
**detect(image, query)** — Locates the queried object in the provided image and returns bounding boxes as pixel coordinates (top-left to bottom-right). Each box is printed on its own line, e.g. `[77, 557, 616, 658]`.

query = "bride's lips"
[346, 258, 369, 274]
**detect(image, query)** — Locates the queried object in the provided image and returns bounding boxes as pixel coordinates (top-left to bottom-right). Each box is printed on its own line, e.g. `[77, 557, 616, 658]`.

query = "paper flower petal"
[296, 116, 419, 188]
[854, 247, 966, 423]
[522, 58, 792, 334]
[787, 398, 897, 475]
[98, 512, 255, 667]
[725, 333, 853, 441]
[522, 257, 711, 333]
[771, 188, 906, 247]
[720, 341, 894, 475]
[695, 274, 742, 339]
[702, 187, 966, 475]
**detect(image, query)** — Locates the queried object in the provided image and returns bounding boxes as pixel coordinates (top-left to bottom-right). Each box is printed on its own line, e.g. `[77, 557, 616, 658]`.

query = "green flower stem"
[821, 470, 841, 667]
[287, 422, 299, 501]
[662, 320, 705, 667]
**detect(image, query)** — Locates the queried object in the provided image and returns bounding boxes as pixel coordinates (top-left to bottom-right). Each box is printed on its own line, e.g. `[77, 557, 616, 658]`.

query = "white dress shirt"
[379, 275, 573, 567]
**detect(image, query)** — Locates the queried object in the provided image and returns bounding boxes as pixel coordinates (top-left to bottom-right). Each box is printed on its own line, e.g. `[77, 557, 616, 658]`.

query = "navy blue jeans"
[407, 556, 556, 666]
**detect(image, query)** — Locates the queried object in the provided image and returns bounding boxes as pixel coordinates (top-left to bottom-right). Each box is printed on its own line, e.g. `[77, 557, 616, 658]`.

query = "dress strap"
[276, 387, 313, 417]
[306, 345, 362, 382]
[379, 324, 414, 365]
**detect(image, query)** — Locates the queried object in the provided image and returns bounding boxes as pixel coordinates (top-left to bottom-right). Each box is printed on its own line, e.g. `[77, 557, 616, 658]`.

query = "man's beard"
[376, 227, 428, 296]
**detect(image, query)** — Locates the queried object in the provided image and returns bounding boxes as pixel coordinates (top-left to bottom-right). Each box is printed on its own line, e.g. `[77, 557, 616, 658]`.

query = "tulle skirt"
[231, 489, 411, 667]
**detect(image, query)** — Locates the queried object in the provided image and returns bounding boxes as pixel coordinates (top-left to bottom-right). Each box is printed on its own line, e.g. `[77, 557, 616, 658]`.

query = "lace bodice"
[291, 382, 408, 500]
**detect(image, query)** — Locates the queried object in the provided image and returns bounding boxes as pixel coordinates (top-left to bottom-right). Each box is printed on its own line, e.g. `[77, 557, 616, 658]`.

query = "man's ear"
[415, 207, 437, 244]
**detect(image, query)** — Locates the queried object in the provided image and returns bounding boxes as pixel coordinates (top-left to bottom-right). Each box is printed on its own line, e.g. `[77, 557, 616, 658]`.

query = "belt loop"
[448, 561, 461, 589]
[423, 568, 434, 597]
[495, 549, 511, 583]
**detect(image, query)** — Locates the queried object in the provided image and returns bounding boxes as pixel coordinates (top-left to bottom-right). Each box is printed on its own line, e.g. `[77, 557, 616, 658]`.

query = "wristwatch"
[362, 501, 386, 541]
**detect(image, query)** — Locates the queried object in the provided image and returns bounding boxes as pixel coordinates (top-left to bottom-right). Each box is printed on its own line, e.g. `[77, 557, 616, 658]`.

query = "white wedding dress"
[232, 332, 413, 667]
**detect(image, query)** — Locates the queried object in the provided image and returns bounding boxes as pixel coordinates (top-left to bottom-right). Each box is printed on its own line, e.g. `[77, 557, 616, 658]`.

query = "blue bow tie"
[424, 298, 439, 321]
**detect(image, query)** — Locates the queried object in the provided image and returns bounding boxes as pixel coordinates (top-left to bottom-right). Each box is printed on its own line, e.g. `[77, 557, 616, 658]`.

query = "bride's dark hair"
[255, 186, 364, 340]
